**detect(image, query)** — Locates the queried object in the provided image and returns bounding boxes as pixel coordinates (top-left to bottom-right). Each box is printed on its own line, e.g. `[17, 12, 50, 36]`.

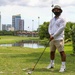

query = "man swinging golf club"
[47, 5, 66, 72]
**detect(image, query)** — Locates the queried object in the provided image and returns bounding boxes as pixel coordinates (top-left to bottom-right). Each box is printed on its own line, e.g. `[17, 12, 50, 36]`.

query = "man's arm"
[48, 21, 54, 41]
[52, 19, 66, 38]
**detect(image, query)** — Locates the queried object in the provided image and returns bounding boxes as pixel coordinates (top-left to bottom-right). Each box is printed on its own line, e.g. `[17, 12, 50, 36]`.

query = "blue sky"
[0, 0, 75, 31]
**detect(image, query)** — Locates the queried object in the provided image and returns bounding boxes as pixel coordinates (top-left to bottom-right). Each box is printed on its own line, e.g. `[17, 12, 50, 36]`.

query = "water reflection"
[0, 41, 44, 48]
[0, 44, 12, 47]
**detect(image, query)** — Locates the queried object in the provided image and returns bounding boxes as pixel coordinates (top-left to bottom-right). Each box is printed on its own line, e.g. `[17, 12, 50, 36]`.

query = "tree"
[65, 22, 75, 55]
[65, 22, 74, 41]
[70, 23, 75, 55]
[38, 22, 49, 39]
[0, 30, 17, 36]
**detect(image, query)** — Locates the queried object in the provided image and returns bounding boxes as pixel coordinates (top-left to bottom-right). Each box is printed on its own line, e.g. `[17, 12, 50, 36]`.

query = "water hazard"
[0, 40, 44, 48]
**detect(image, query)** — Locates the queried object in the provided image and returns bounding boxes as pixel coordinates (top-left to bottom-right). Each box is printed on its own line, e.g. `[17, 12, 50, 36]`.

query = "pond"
[0, 40, 44, 48]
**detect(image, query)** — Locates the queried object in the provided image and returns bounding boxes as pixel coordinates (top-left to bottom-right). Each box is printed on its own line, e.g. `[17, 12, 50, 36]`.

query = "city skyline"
[0, 0, 75, 31]
[2, 14, 24, 31]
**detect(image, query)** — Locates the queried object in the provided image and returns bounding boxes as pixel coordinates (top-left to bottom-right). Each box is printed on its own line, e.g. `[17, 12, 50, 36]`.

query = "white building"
[8, 27, 14, 31]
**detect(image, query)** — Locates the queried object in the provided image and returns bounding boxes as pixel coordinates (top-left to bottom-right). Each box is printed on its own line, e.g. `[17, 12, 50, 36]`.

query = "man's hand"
[50, 35, 54, 41]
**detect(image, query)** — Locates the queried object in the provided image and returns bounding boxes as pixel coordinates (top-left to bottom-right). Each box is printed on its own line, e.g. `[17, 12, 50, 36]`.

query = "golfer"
[47, 5, 66, 72]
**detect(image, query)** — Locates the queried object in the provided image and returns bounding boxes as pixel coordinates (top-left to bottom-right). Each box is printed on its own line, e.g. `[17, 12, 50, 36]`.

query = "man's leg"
[55, 40, 66, 72]
[58, 40, 66, 72]
[47, 40, 56, 69]
[47, 51, 56, 69]
[50, 51, 56, 60]
[50, 51, 56, 66]
[60, 51, 66, 61]
[59, 51, 66, 72]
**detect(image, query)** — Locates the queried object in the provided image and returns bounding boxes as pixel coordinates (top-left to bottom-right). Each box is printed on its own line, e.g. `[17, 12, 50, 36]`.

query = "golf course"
[0, 36, 75, 75]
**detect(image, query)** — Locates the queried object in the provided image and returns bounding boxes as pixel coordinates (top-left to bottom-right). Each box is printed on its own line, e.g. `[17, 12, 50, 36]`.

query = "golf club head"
[26, 70, 33, 75]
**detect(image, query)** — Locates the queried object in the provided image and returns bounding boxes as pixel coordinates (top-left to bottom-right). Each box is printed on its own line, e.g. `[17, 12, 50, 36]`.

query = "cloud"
[57, 0, 75, 7]
[0, 0, 30, 6]
[0, 0, 75, 7]
[0, 0, 52, 7]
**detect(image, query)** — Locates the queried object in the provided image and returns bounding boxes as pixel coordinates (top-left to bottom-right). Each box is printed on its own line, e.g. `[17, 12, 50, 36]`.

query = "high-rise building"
[0, 12, 1, 31]
[19, 20, 24, 31]
[12, 14, 21, 31]
[2, 24, 7, 30]
[2, 24, 14, 31]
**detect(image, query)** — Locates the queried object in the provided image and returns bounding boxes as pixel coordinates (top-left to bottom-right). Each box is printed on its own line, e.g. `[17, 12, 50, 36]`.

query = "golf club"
[26, 39, 51, 74]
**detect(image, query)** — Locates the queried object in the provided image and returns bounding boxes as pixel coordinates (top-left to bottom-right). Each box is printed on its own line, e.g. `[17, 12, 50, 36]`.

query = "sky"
[0, 0, 75, 31]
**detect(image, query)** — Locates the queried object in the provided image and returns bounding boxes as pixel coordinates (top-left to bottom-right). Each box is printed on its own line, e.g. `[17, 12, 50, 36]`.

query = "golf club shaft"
[32, 39, 51, 71]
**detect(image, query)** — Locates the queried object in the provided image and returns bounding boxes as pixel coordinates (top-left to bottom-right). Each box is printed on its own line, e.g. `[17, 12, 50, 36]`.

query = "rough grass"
[0, 44, 75, 75]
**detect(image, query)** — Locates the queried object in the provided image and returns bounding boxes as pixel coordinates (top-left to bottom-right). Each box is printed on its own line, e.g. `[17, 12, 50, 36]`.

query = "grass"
[0, 36, 74, 75]
[0, 44, 75, 75]
[0, 36, 39, 44]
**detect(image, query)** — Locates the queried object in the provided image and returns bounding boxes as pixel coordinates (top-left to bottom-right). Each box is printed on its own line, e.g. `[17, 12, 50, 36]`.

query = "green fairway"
[0, 36, 39, 44]
[0, 43, 75, 75]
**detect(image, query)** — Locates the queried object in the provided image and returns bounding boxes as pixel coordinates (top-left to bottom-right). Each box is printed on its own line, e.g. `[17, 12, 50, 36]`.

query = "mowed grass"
[0, 36, 39, 44]
[0, 44, 75, 75]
